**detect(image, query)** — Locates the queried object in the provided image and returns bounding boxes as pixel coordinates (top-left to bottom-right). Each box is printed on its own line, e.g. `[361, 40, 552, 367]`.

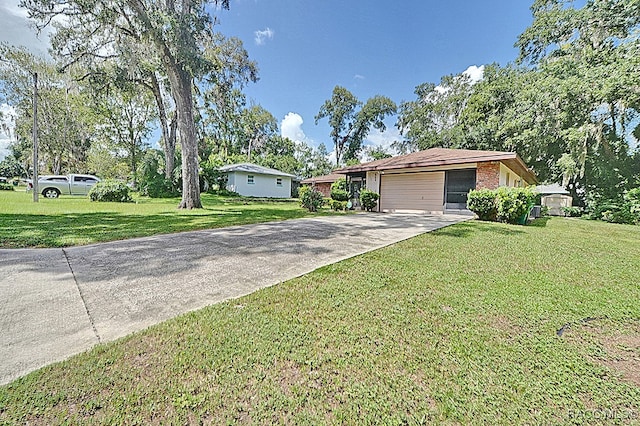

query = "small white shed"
[220, 163, 295, 198]
[536, 184, 573, 216]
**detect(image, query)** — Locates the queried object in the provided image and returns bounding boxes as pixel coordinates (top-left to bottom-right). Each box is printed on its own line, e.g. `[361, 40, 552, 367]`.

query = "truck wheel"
[42, 188, 60, 198]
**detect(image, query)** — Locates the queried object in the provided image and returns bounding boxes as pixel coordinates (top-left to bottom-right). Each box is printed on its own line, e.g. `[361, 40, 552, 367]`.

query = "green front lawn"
[1, 218, 639, 424]
[0, 190, 330, 248]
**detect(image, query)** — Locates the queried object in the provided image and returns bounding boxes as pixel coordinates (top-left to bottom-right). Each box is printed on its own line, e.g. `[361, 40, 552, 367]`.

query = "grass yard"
[0, 190, 332, 248]
[1, 218, 640, 424]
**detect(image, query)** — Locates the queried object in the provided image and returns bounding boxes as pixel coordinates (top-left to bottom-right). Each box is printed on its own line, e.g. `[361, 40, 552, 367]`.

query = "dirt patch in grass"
[562, 319, 640, 387]
[487, 314, 525, 335]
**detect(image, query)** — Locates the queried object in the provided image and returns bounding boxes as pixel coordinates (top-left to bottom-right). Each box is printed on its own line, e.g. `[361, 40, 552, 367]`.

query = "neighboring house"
[536, 184, 573, 216]
[299, 173, 344, 197]
[334, 147, 537, 214]
[219, 163, 295, 198]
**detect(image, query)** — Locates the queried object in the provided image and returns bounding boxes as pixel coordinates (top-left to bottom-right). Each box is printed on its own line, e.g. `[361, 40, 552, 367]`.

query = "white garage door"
[380, 172, 445, 213]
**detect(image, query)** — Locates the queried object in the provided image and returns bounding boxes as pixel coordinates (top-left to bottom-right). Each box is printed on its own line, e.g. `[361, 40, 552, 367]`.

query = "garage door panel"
[380, 172, 444, 213]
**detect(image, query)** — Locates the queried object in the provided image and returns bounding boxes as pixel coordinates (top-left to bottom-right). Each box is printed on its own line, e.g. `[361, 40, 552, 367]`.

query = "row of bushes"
[545, 188, 640, 225]
[29, 177, 236, 203]
[299, 178, 380, 212]
[467, 187, 537, 225]
[585, 188, 640, 225]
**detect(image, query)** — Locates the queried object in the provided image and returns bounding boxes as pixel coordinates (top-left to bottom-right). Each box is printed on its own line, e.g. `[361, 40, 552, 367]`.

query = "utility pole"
[32, 72, 39, 202]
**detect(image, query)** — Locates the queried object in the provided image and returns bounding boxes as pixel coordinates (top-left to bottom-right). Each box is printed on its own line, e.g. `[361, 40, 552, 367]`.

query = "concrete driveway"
[0, 213, 469, 385]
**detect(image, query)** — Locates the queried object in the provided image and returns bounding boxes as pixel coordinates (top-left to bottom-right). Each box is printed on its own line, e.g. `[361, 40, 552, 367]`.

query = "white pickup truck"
[28, 174, 101, 198]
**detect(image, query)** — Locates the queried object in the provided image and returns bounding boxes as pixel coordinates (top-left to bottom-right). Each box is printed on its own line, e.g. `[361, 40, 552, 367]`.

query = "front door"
[445, 169, 476, 210]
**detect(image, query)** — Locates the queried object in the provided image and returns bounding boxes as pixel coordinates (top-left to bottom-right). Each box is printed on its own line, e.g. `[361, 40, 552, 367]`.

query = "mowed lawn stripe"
[0, 191, 335, 248]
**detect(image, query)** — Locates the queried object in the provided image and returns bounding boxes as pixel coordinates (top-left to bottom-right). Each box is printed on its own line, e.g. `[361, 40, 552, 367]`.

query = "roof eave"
[220, 166, 295, 178]
[336, 155, 537, 184]
[335, 154, 518, 174]
[502, 156, 538, 185]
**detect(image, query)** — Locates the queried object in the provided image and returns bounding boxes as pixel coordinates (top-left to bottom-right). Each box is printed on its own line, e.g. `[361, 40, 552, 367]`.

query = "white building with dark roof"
[219, 163, 296, 198]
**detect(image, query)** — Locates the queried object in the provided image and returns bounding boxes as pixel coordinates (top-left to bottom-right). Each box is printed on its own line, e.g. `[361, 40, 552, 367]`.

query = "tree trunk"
[53, 155, 61, 175]
[167, 113, 177, 179]
[149, 73, 176, 180]
[129, 120, 136, 188]
[167, 66, 201, 209]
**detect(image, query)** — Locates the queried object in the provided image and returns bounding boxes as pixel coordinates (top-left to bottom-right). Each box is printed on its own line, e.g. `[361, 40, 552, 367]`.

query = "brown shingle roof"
[300, 173, 344, 184]
[334, 148, 537, 184]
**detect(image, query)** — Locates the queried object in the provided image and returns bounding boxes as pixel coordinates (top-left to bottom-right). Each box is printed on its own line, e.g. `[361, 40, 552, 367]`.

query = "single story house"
[536, 184, 572, 216]
[334, 147, 537, 214]
[299, 173, 344, 197]
[219, 163, 296, 198]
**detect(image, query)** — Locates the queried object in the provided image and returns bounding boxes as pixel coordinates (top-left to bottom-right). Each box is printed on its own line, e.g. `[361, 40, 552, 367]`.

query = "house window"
[247, 175, 254, 184]
[276, 178, 282, 187]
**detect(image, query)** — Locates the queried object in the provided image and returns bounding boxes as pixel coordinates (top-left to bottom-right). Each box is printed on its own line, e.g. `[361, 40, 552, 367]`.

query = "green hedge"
[331, 178, 348, 192]
[495, 186, 536, 224]
[467, 187, 536, 225]
[359, 189, 380, 212]
[0, 183, 14, 191]
[88, 180, 133, 203]
[330, 188, 349, 202]
[595, 188, 640, 225]
[330, 178, 350, 201]
[467, 189, 497, 221]
[299, 185, 323, 212]
[140, 176, 178, 198]
[329, 199, 348, 211]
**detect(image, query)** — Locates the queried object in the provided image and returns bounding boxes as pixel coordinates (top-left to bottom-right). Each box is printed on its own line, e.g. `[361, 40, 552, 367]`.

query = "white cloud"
[281, 112, 311, 144]
[364, 127, 401, 151]
[280, 112, 339, 166]
[354, 74, 365, 80]
[0, 139, 10, 161]
[360, 127, 402, 161]
[434, 85, 449, 95]
[254, 27, 274, 46]
[0, 0, 27, 18]
[327, 149, 337, 167]
[462, 65, 485, 83]
[0, 0, 51, 57]
[433, 64, 485, 96]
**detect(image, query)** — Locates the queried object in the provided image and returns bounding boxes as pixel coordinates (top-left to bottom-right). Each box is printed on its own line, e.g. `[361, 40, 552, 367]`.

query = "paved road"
[0, 213, 469, 385]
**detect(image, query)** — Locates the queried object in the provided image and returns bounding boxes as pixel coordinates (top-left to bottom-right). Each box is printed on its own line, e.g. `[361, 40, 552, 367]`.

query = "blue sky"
[0, 0, 536, 159]
[213, 1, 534, 153]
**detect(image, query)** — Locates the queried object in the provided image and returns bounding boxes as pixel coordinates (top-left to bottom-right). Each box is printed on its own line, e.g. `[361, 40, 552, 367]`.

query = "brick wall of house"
[312, 182, 332, 197]
[476, 161, 501, 189]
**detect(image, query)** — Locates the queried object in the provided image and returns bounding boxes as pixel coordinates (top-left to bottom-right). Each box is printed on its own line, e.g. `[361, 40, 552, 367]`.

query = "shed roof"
[300, 173, 344, 184]
[219, 163, 296, 178]
[535, 184, 570, 195]
[334, 147, 537, 184]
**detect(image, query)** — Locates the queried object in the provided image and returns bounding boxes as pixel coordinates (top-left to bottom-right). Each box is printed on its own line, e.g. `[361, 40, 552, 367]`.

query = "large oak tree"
[21, 0, 232, 208]
[0, 43, 94, 175]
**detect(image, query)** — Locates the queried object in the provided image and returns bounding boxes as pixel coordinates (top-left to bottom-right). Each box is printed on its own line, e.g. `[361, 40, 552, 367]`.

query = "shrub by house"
[467, 187, 536, 225]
